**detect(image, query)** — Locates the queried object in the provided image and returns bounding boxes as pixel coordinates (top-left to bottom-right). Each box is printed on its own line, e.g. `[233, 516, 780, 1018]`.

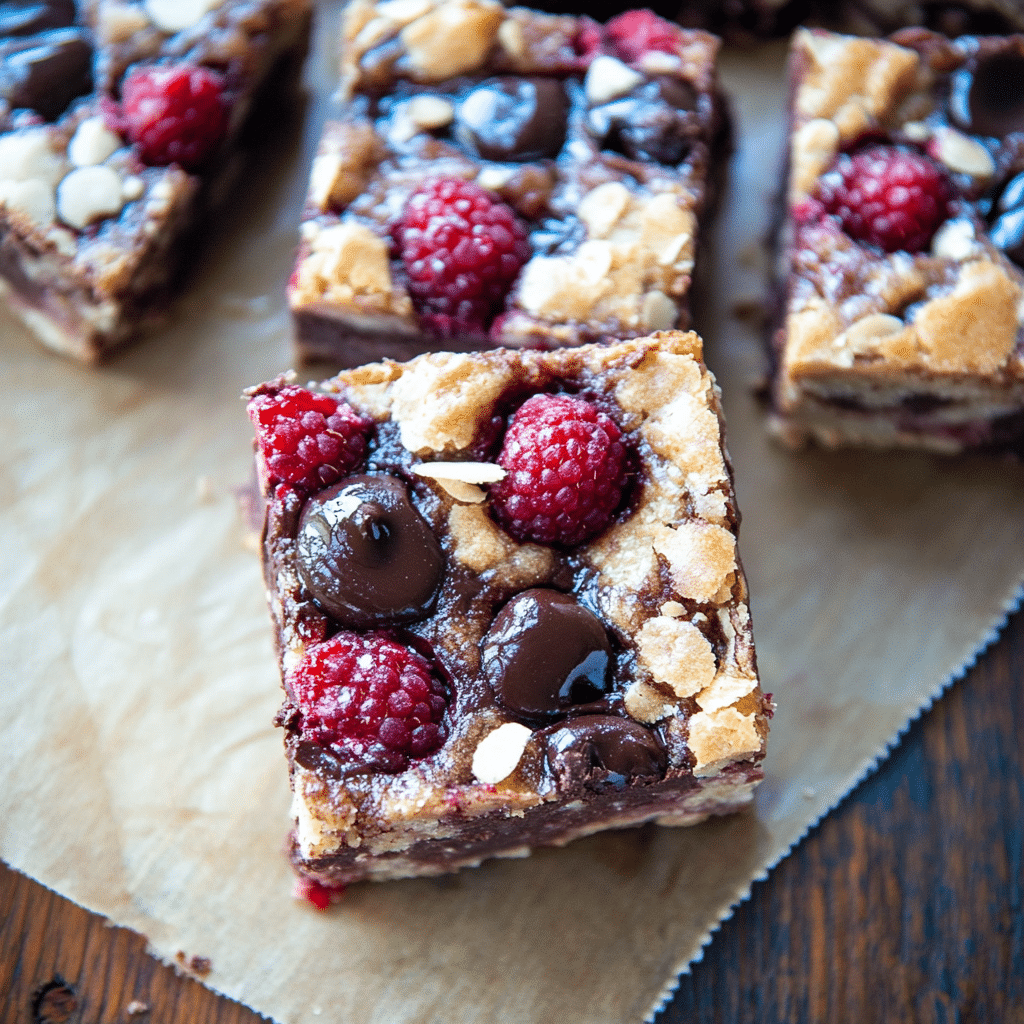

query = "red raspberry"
[290, 632, 449, 773]
[293, 876, 345, 909]
[814, 145, 951, 253]
[117, 63, 228, 169]
[605, 9, 681, 64]
[490, 394, 630, 547]
[394, 177, 531, 338]
[247, 385, 371, 494]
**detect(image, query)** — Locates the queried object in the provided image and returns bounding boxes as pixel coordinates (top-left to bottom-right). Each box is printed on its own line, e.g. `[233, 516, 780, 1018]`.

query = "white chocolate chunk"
[0, 179, 56, 225]
[144, 0, 223, 32]
[68, 117, 122, 167]
[477, 166, 514, 191]
[0, 127, 65, 186]
[931, 218, 977, 262]
[57, 166, 125, 229]
[121, 175, 145, 201]
[472, 722, 532, 784]
[641, 289, 677, 330]
[407, 95, 455, 129]
[585, 55, 643, 105]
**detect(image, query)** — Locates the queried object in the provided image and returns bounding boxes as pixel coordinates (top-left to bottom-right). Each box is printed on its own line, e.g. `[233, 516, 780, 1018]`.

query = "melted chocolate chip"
[950, 50, 1024, 139]
[546, 715, 666, 792]
[296, 474, 443, 629]
[0, 0, 75, 36]
[481, 589, 612, 718]
[587, 75, 699, 165]
[454, 77, 567, 162]
[0, 27, 91, 120]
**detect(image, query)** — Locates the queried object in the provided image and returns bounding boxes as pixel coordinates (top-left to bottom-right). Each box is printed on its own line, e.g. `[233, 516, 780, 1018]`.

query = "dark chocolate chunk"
[296, 474, 443, 629]
[0, 0, 75, 36]
[454, 77, 567, 162]
[586, 75, 699, 165]
[546, 715, 666, 791]
[0, 27, 91, 121]
[481, 589, 612, 718]
[949, 49, 1024, 139]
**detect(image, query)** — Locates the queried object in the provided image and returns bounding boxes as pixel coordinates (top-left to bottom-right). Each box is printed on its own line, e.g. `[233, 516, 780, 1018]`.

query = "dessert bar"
[769, 27, 1024, 453]
[663, 0, 1024, 41]
[247, 330, 769, 885]
[289, 0, 729, 366]
[0, 0, 310, 362]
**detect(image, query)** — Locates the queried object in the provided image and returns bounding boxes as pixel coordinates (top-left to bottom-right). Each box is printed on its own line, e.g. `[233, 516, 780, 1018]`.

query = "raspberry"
[490, 393, 630, 547]
[116, 63, 228, 169]
[247, 384, 371, 494]
[293, 876, 345, 909]
[394, 177, 531, 338]
[605, 9, 681, 64]
[814, 145, 951, 253]
[290, 632, 449, 773]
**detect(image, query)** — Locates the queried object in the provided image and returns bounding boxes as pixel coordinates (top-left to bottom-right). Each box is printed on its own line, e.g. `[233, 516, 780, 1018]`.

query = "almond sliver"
[412, 461, 506, 484]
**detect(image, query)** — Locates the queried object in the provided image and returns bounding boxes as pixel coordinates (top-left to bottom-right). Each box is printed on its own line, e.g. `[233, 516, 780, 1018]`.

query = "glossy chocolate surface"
[0, 0, 90, 121]
[481, 589, 612, 719]
[454, 77, 568, 162]
[587, 75, 700, 165]
[950, 49, 1024, 139]
[296, 474, 444, 629]
[546, 714, 667, 791]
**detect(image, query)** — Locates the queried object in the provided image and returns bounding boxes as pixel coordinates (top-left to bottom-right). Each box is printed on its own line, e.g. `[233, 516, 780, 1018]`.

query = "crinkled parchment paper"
[2, 23, 1023, 1024]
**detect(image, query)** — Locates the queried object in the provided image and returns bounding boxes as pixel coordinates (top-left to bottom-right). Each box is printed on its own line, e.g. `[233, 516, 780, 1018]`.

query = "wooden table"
[3, 610, 1021, 1024]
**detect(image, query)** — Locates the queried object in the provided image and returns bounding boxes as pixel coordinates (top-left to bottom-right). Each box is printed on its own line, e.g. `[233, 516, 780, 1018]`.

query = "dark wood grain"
[3, 611, 1022, 1024]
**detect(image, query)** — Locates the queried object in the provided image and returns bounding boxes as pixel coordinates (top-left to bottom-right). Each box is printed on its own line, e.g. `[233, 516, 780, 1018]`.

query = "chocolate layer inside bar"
[290, 1, 729, 366]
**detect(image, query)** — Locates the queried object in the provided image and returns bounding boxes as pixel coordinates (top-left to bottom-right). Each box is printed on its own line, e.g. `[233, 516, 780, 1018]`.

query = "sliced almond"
[412, 461, 506, 484]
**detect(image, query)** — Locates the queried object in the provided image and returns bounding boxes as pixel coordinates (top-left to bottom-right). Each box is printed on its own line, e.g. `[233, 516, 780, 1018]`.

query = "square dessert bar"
[247, 330, 769, 885]
[770, 28, 1024, 453]
[0, 0, 310, 362]
[289, 0, 729, 366]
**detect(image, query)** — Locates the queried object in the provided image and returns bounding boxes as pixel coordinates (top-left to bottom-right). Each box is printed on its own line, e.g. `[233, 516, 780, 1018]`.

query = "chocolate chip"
[586, 75, 699, 165]
[545, 715, 666, 792]
[296, 474, 444, 629]
[950, 49, 1024, 139]
[454, 77, 567, 162]
[0, 1, 75, 37]
[0, 28, 91, 121]
[481, 589, 612, 718]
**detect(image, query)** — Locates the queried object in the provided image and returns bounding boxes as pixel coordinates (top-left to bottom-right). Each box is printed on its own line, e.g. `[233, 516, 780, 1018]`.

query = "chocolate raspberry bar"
[769, 28, 1024, 453]
[0, 0, 310, 362]
[289, 0, 729, 366]
[247, 330, 769, 886]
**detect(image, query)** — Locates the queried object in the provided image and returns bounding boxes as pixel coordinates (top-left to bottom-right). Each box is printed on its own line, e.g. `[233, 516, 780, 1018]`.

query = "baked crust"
[251, 331, 770, 885]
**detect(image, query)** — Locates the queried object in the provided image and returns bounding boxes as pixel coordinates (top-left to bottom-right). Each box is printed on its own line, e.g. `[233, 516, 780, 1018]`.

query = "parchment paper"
[2, 23, 1023, 1024]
